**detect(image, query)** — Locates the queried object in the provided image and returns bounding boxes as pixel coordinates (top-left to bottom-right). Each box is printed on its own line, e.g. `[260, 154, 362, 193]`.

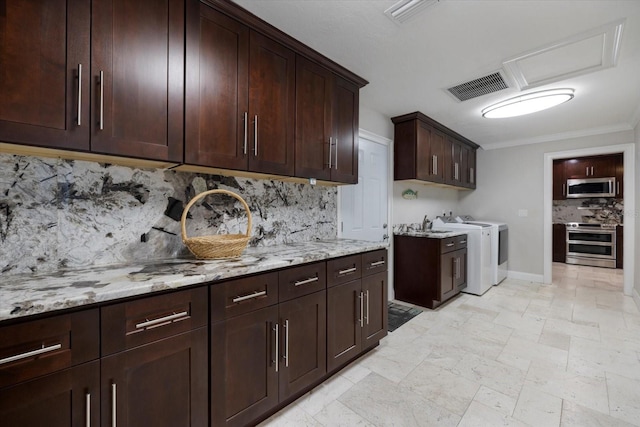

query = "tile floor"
[258, 263, 640, 426]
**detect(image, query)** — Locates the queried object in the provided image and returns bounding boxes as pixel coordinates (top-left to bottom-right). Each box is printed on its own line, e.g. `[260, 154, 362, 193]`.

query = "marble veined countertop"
[0, 239, 387, 322]
[393, 230, 467, 239]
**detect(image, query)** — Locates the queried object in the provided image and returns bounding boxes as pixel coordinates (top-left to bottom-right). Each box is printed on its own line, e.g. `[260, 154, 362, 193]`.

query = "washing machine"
[431, 217, 493, 296]
[456, 215, 508, 285]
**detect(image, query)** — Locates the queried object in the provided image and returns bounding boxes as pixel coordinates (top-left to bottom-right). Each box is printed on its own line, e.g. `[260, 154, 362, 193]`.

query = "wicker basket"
[180, 189, 252, 259]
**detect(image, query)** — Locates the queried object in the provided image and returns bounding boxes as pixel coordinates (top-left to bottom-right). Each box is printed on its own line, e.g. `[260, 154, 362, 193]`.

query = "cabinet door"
[91, 0, 184, 161]
[278, 291, 326, 400]
[614, 153, 623, 198]
[0, 0, 90, 150]
[331, 76, 359, 184]
[553, 159, 566, 200]
[445, 137, 463, 186]
[185, 1, 249, 170]
[453, 249, 467, 292]
[0, 361, 99, 427]
[616, 225, 623, 269]
[327, 280, 362, 372]
[362, 272, 388, 349]
[101, 328, 208, 427]
[295, 55, 333, 181]
[416, 123, 444, 183]
[461, 145, 476, 189]
[439, 251, 457, 302]
[248, 31, 295, 175]
[552, 223, 566, 263]
[211, 306, 279, 427]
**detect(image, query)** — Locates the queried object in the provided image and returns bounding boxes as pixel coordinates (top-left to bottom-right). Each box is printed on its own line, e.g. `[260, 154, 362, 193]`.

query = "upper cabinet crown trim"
[201, 0, 368, 88]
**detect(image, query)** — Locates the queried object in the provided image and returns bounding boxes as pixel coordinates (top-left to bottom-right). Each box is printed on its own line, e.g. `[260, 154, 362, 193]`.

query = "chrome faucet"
[422, 215, 430, 231]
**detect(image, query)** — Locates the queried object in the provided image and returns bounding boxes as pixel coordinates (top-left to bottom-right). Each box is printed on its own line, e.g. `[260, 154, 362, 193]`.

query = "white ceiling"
[232, 0, 640, 150]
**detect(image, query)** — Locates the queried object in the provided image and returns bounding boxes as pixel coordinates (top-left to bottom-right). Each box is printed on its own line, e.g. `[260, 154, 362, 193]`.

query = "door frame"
[337, 129, 393, 297]
[543, 143, 635, 296]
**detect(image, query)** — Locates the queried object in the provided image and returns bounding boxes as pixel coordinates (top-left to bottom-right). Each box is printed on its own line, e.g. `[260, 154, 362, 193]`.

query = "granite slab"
[393, 230, 467, 239]
[0, 239, 387, 322]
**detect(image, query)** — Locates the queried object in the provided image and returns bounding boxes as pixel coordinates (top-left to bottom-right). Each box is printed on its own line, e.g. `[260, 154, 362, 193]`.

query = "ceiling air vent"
[447, 72, 509, 102]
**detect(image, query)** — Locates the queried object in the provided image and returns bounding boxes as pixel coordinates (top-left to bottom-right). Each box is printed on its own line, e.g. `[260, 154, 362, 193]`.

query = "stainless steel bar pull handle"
[359, 292, 364, 327]
[99, 71, 104, 130]
[617, 181, 620, 195]
[233, 290, 267, 303]
[274, 323, 279, 372]
[111, 383, 117, 427]
[370, 260, 385, 267]
[243, 112, 248, 155]
[339, 267, 357, 275]
[459, 240, 467, 244]
[135, 311, 189, 329]
[334, 138, 338, 170]
[591, 166, 594, 176]
[365, 290, 370, 325]
[0, 343, 62, 365]
[86, 392, 91, 427]
[284, 319, 289, 368]
[446, 243, 455, 247]
[562, 183, 566, 196]
[432, 155, 437, 175]
[253, 115, 258, 156]
[586, 167, 589, 176]
[328, 137, 333, 169]
[77, 64, 82, 126]
[294, 276, 319, 286]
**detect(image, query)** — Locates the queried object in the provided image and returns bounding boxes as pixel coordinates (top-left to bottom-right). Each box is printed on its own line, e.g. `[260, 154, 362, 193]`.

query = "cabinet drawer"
[279, 262, 326, 302]
[101, 287, 208, 356]
[454, 235, 468, 250]
[211, 272, 279, 323]
[0, 309, 99, 389]
[440, 237, 458, 254]
[327, 254, 362, 287]
[362, 250, 387, 277]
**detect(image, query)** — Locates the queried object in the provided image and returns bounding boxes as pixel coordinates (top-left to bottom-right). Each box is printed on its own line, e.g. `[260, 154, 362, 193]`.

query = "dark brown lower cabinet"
[616, 225, 623, 269]
[0, 361, 99, 427]
[553, 223, 566, 263]
[327, 271, 387, 372]
[211, 305, 279, 427]
[394, 235, 466, 309]
[101, 328, 208, 427]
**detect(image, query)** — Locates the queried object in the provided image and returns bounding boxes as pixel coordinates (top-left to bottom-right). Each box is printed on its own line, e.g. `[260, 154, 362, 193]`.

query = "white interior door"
[339, 136, 388, 242]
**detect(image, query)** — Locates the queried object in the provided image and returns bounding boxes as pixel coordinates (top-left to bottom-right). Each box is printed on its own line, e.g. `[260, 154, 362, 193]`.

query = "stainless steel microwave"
[566, 177, 616, 198]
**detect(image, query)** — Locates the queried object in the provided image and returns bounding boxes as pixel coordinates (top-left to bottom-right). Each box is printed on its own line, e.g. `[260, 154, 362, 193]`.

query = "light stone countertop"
[0, 239, 387, 322]
[393, 230, 467, 239]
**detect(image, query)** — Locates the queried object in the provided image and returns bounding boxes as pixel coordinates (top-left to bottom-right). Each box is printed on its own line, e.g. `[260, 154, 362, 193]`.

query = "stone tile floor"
[259, 263, 640, 426]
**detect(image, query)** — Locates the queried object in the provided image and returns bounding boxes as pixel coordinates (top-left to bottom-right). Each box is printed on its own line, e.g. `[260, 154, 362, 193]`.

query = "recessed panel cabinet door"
[101, 329, 208, 427]
[185, 1, 249, 170]
[248, 31, 295, 175]
[0, 361, 99, 427]
[0, 0, 90, 150]
[327, 280, 362, 372]
[362, 272, 388, 349]
[278, 290, 326, 400]
[91, 0, 184, 161]
[295, 55, 333, 181]
[331, 77, 359, 183]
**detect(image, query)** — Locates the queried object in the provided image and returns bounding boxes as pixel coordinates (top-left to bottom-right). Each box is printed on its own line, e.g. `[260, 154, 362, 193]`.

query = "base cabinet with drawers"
[394, 234, 467, 309]
[0, 248, 387, 427]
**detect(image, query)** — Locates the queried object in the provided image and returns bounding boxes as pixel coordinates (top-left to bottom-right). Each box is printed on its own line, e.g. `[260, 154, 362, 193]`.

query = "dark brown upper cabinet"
[554, 153, 623, 200]
[185, 2, 295, 175]
[295, 56, 360, 184]
[90, 0, 184, 162]
[0, 0, 90, 151]
[392, 112, 478, 190]
[553, 159, 566, 200]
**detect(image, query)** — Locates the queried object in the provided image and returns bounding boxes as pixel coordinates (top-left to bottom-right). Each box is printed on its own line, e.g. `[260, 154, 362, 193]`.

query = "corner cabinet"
[392, 112, 479, 190]
[294, 56, 359, 184]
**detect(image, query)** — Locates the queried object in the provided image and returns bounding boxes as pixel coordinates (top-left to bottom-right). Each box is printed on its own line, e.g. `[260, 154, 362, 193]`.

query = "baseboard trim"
[507, 271, 544, 283]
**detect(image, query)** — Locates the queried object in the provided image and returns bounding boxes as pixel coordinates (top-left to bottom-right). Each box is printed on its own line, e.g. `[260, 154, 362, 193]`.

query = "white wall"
[359, 105, 393, 140]
[393, 182, 459, 225]
[459, 129, 635, 278]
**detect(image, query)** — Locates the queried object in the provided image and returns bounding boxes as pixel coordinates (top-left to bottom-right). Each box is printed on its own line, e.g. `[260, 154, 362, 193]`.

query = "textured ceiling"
[232, 0, 640, 149]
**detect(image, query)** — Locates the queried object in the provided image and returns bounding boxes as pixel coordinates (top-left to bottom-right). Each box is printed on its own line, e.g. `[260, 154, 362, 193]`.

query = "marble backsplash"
[553, 198, 623, 224]
[0, 154, 337, 276]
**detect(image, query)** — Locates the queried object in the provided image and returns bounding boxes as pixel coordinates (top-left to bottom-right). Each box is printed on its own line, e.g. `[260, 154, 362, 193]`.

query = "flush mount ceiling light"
[385, 0, 442, 23]
[481, 88, 574, 118]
